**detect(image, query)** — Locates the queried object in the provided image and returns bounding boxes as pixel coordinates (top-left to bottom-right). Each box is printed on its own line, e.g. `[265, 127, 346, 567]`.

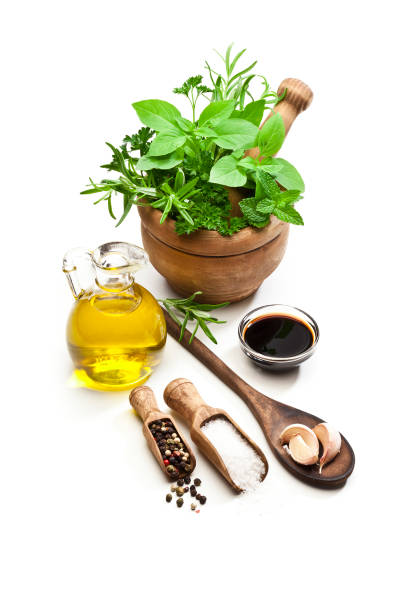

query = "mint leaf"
[148, 129, 187, 156]
[256, 169, 281, 199]
[212, 118, 258, 150]
[209, 155, 247, 187]
[237, 156, 256, 170]
[261, 158, 305, 191]
[256, 198, 275, 213]
[273, 202, 304, 225]
[132, 99, 182, 131]
[257, 112, 285, 156]
[239, 197, 270, 228]
[198, 100, 235, 126]
[277, 189, 302, 206]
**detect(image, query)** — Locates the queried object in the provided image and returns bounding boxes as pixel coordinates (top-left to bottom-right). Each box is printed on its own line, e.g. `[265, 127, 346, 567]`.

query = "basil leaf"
[212, 119, 258, 150]
[132, 99, 182, 131]
[240, 100, 265, 126]
[174, 117, 194, 133]
[261, 158, 305, 191]
[237, 156, 256, 170]
[209, 155, 247, 187]
[136, 149, 184, 170]
[257, 112, 285, 156]
[194, 126, 217, 137]
[239, 197, 270, 228]
[273, 202, 304, 225]
[148, 129, 187, 156]
[198, 100, 235, 127]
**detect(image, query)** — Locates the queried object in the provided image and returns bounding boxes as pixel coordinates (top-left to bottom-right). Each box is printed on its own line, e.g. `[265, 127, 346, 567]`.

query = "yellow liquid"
[67, 283, 166, 391]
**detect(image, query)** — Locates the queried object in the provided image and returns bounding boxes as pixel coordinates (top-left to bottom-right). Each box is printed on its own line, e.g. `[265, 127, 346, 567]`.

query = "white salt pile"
[200, 417, 265, 492]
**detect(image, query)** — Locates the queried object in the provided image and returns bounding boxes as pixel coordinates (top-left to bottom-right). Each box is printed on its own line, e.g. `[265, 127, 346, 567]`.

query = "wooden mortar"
[129, 385, 196, 480]
[138, 78, 313, 303]
[163, 378, 269, 493]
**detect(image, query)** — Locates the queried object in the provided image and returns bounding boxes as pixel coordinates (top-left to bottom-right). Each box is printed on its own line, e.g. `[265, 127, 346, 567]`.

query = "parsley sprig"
[159, 292, 229, 344]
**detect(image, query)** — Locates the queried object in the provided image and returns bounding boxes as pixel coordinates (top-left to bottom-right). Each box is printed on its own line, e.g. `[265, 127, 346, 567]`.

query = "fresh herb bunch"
[159, 292, 229, 344]
[82, 44, 305, 233]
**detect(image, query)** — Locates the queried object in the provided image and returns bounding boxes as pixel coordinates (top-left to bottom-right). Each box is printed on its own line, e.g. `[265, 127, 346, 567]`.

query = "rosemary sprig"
[159, 291, 229, 344]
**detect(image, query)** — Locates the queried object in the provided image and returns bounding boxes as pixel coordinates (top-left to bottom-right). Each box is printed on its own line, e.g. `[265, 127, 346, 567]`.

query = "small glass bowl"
[238, 304, 320, 370]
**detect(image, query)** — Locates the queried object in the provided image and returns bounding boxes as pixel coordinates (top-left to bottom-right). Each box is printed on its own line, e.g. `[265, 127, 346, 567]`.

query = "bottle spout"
[92, 242, 149, 292]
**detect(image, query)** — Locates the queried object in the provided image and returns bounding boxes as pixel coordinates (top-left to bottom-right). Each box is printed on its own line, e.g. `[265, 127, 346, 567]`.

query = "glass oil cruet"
[63, 242, 167, 391]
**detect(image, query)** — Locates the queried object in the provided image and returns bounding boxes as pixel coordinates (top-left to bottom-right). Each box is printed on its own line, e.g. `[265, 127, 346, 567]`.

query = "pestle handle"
[129, 385, 163, 422]
[245, 77, 313, 160]
[164, 378, 217, 426]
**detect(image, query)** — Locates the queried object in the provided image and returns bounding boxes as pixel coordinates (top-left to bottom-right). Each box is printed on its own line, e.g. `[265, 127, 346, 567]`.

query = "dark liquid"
[244, 315, 314, 358]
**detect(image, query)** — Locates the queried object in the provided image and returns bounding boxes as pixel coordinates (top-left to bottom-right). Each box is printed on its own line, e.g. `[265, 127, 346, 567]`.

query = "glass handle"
[62, 248, 92, 299]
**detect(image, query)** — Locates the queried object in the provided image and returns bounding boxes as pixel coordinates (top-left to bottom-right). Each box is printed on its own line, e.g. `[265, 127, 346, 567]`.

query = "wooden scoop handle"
[129, 386, 164, 423]
[164, 378, 220, 428]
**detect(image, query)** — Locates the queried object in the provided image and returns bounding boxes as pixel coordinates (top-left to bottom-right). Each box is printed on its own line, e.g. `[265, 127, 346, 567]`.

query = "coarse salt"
[200, 417, 265, 492]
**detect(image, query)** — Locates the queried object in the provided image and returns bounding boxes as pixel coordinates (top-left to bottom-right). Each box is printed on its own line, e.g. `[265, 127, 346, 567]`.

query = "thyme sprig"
[159, 292, 229, 344]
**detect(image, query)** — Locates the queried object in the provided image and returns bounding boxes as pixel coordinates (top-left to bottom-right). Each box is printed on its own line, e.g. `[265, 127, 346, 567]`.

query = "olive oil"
[67, 283, 166, 390]
[63, 242, 167, 391]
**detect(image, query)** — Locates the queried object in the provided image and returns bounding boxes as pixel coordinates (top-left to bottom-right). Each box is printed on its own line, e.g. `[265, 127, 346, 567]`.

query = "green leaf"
[174, 117, 194, 133]
[257, 112, 285, 156]
[148, 129, 186, 156]
[209, 155, 247, 187]
[256, 198, 275, 213]
[240, 100, 265, 126]
[132, 99, 182, 131]
[239, 197, 270, 228]
[198, 100, 235, 127]
[237, 156, 256, 170]
[261, 158, 305, 191]
[278, 189, 302, 206]
[194, 126, 217, 137]
[273, 203, 304, 225]
[212, 119, 258, 149]
[256, 169, 281, 199]
[136, 149, 184, 170]
[174, 168, 185, 192]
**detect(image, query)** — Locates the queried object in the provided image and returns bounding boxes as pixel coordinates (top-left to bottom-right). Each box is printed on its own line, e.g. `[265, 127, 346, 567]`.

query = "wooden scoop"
[164, 378, 268, 493]
[129, 386, 196, 480]
[162, 310, 355, 489]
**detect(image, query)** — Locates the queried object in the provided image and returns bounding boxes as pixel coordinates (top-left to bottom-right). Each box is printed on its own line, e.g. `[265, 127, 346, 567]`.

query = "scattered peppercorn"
[191, 503, 196, 511]
[177, 478, 184, 486]
[184, 476, 191, 484]
[176, 498, 184, 508]
[176, 487, 184, 497]
[199, 496, 206, 505]
[166, 494, 172, 503]
[184, 487, 189, 493]
[194, 478, 201, 487]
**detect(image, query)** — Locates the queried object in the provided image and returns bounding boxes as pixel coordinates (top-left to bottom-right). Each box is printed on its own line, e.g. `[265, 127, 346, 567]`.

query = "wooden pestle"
[163, 378, 268, 493]
[129, 386, 196, 480]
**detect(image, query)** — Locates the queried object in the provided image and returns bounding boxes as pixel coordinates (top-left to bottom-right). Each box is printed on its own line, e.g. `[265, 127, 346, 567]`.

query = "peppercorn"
[166, 466, 175, 474]
[184, 476, 191, 484]
[191, 503, 196, 511]
[184, 487, 189, 493]
[190, 488, 197, 497]
[177, 478, 184, 486]
[194, 478, 201, 487]
[166, 494, 172, 503]
[176, 498, 184, 508]
[176, 487, 184, 497]
[170, 485, 177, 492]
[163, 459, 169, 466]
[199, 496, 206, 505]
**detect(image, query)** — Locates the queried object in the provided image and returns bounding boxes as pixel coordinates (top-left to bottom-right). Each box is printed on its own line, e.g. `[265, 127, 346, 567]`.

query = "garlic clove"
[313, 422, 342, 473]
[279, 424, 319, 449]
[288, 434, 319, 465]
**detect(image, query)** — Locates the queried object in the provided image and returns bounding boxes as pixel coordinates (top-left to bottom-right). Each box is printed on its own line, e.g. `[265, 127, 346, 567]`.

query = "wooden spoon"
[129, 386, 196, 480]
[162, 310, 355, 489]
[164, 378, 268, 493]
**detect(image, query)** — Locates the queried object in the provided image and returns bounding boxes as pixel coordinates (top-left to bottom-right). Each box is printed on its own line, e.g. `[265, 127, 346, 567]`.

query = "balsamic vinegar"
[244, 314, 314, 358]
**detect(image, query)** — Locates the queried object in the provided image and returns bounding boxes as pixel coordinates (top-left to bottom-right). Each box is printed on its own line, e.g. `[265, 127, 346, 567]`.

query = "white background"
[1, 1, 407, 610]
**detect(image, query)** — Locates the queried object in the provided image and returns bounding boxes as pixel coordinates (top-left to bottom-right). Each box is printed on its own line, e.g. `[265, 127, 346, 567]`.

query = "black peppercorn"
[184, 476, 191, 484]
[166, 494, 172, 503]
[194, 478, 201, 486]
[177, 478, 184, 486]
[176, 498, 184, 508]
[199, 496, 206, 505]
[190, 489, 197, 497]
[184, 487, 189, 493]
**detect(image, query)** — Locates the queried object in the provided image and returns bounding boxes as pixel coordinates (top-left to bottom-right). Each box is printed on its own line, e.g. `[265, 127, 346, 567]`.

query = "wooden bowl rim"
[138, 206, 287, 257]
